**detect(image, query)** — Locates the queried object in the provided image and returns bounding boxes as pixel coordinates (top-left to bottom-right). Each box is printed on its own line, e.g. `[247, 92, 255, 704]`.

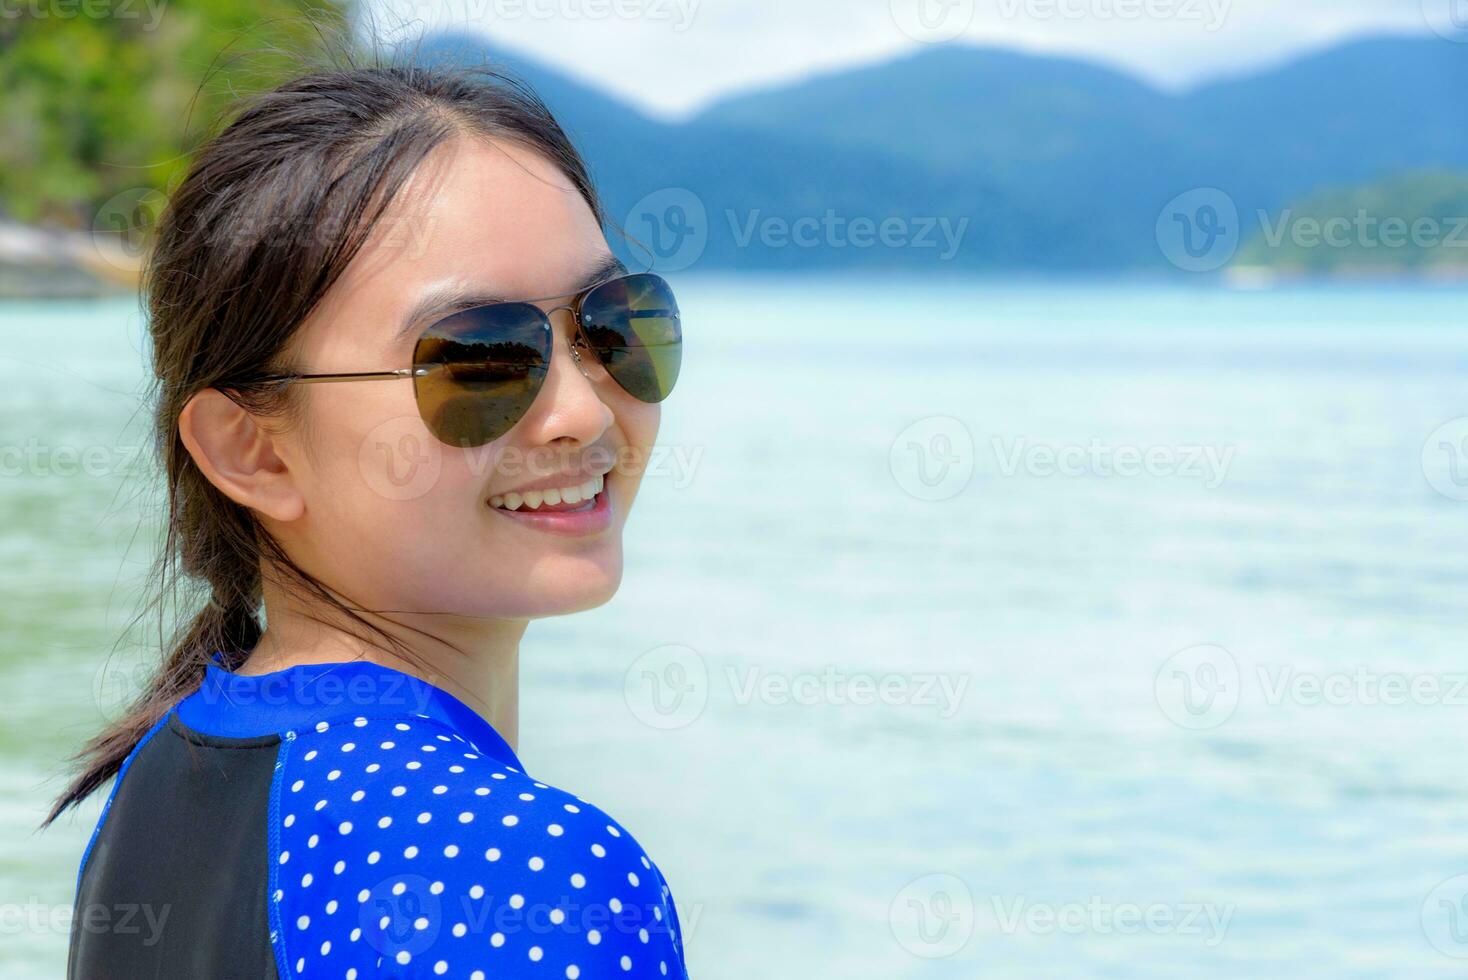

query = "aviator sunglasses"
[247, 272, 681, 448]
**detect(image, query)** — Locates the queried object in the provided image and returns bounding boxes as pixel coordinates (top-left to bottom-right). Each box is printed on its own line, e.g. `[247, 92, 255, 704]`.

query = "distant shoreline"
[2, 221, 1466, 300]
[1224, 263, 1468, 289]
[0, 222, 141, 299]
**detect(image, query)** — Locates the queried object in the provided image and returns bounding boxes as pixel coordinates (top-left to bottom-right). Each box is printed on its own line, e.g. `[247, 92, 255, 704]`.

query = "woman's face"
[261, 136, 659, 620]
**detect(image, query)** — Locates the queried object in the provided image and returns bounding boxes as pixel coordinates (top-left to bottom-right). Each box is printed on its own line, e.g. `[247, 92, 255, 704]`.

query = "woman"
[48, 61, 686, 979]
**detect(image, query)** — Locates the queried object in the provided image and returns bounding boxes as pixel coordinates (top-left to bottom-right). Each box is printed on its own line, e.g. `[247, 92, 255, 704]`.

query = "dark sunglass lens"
[413, 303, 553, 447]
[579, 273, 682, 403]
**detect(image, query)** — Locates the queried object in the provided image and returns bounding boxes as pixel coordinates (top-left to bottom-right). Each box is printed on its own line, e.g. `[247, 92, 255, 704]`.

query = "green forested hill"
[1237, 172, 1468, 277]
[0, 0, 347, 226]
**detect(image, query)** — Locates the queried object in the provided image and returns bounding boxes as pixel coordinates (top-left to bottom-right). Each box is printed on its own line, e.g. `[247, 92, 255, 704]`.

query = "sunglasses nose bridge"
[546, 305, 594, 381]
[566, 341, 593, 380]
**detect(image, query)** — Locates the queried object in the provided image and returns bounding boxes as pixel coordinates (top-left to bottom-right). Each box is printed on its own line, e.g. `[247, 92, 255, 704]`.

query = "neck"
[241, 576, 527, 750]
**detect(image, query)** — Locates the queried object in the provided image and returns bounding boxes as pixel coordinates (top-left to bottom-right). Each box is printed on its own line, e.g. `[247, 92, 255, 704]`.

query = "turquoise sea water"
[2, 279, 1467, 978]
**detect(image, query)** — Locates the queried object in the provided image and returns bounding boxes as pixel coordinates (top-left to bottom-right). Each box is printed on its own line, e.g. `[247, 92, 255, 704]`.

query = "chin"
[513, 551, 625, 618]
[552, 562, 624, 615]
[549, 583, 619, 617]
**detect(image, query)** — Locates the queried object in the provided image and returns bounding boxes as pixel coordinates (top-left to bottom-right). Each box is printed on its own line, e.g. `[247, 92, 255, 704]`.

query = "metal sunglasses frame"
[247, 271, 674, 389]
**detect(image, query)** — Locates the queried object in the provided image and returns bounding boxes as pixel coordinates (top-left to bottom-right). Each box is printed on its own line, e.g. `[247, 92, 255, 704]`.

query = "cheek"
[619, 400, 661, 456]
[290, 387, 483, 590]
[609, 400, 661, 509]
[315, 447, 497, 609]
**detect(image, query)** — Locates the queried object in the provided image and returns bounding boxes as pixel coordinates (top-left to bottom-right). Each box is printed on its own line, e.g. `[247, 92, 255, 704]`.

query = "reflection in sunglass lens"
[412, 302, 553, 447]
[579, 273, 682, 403]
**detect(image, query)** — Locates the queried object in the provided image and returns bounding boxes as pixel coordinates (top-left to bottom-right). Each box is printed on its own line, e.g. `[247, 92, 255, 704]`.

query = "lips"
[485, 474, 615, 537]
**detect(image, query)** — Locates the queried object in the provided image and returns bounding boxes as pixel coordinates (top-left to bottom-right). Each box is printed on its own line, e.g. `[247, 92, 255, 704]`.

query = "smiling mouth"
[489, 474, 605, 513]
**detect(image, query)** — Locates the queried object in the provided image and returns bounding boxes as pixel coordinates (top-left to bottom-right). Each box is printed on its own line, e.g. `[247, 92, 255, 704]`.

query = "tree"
[0, 0, 350, 227]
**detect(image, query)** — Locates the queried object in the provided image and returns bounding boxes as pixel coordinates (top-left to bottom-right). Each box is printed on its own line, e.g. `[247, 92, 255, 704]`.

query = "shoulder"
[270, 714, 687, 979]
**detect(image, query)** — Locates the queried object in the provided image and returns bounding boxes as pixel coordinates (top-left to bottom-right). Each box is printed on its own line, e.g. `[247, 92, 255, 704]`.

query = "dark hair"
[45, 58, 604, 825]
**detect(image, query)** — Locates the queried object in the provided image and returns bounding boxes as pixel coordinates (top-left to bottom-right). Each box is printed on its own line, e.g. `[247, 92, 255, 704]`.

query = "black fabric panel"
[68, 713, 282, 980]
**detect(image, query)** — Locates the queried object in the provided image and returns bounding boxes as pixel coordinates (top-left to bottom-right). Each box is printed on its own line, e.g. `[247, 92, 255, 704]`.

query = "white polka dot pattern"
[272, 715, 687, 978]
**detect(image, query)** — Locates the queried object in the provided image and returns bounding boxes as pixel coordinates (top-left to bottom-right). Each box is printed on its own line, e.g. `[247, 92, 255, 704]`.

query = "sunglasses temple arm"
[252, 368, 430, 385]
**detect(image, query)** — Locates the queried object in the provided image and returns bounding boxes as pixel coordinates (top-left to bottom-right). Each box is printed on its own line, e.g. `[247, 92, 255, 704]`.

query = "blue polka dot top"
[68, 656, 691, 980]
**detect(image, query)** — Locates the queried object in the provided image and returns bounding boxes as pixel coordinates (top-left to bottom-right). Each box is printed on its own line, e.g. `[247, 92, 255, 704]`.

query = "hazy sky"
[368, 0, 1454, 116]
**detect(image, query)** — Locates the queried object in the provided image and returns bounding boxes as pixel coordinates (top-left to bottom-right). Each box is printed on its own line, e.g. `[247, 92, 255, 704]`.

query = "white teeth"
[490, 475, 604, 512]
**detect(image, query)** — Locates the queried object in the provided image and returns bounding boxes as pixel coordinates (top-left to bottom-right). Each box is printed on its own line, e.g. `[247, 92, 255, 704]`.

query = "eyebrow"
[394, 254, 628, 344]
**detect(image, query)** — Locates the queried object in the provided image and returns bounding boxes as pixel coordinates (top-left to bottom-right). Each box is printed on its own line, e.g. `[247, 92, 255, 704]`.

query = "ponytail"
[44, 463, 267, 825]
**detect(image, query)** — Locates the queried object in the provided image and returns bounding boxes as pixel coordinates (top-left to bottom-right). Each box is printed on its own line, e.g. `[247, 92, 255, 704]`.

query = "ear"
[178, 389, 305, 522]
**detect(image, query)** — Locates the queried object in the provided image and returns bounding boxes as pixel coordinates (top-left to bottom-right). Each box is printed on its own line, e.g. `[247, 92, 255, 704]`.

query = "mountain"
[420, 32, 1067, 270]
[697, 45, 1189, 180]
[418, 32, 1468, 274]
[1177, 37, 1468, 228]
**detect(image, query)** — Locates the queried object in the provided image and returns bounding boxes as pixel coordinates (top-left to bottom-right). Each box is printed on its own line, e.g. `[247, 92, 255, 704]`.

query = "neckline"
[173, 653, 522, 769]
